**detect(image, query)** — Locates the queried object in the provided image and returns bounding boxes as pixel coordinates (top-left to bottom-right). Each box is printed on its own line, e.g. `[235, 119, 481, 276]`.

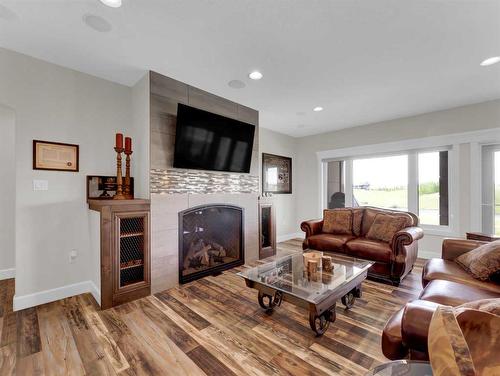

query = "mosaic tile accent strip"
[150, 169, 259, 194]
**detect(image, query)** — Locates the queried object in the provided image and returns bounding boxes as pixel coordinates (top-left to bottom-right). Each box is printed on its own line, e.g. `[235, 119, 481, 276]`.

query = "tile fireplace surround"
[151, 193, 259, 293]
[148, 71, 260, 293]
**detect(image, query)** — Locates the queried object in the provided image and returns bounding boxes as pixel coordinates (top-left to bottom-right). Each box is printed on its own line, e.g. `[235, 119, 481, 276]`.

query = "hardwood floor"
[0, 239, 425, 375]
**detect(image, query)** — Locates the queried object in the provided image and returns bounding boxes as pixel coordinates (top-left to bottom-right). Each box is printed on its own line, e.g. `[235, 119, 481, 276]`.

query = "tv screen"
[173, 104, 256, 173]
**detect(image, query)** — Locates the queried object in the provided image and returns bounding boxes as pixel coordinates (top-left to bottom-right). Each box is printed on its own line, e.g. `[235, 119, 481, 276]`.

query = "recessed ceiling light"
[83, 14, 112, 33]
[480, 56, 500, 67]
[313, 106, 323, 112]
[228, 80, 246, 89]
[249, 71, 263, 80]
[99, 0, 122, 8]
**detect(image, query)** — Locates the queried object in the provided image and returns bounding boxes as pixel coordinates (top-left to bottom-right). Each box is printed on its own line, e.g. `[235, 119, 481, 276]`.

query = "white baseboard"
[89, 281, 101, 306]
[0, 268, 15, 280]
[13, 280, 101, 311]
[277, 232, 304, 243]
[418, 249, 440, 259]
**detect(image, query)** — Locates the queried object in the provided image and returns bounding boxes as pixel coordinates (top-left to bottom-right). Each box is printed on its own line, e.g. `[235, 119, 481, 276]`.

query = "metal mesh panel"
[119, 217, 145, 287]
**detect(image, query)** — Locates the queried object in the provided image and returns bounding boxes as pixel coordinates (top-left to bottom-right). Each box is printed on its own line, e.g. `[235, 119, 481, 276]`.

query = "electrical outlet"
[33, 179, 49, 191]
[69, 249, 78, 263]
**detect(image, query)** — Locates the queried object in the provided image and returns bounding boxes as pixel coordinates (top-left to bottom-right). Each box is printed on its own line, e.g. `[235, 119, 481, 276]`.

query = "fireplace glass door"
[179, 204, 244, 283]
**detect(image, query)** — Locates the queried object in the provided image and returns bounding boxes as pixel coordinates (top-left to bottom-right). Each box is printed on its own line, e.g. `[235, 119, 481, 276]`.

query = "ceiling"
[1, 0, 499, 137]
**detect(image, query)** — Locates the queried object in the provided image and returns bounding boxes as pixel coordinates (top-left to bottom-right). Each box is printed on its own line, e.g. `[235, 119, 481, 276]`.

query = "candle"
[115, 133, 123, 149]
[125, 137, 132, 153]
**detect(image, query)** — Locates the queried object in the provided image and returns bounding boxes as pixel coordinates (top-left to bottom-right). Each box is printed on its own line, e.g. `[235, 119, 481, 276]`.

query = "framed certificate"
[33, 140, 79, 172]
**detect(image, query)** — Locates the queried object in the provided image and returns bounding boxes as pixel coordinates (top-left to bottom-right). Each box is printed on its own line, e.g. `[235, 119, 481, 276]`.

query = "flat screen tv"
[173, 104, 256, 173]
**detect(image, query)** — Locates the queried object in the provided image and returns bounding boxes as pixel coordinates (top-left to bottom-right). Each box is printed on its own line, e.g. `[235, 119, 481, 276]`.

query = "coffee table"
[237, 251, 373, 336]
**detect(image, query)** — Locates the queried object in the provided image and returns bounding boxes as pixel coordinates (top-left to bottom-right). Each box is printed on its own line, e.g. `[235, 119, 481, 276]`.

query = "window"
[353, 155, 408, 211]
[418, 151, 449, 226]
[326, 160, 345, 208]
[482, 146, 500, 235]
[323, 148, 451, 229]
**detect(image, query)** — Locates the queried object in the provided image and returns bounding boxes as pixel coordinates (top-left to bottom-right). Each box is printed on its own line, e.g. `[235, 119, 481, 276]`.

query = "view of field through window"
[352, 155, 408, 212]
[352, 153, 446, 225]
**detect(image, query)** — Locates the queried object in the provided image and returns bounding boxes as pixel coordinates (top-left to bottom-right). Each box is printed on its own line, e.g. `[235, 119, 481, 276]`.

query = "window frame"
[320, 146, 457, 236]
[480, 144, 500, 235]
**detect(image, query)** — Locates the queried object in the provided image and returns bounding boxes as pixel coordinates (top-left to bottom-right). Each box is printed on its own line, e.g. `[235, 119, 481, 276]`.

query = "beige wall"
[295, 99, 500, 256]
[0, 105, 16, 277]
[0, 48, 148, 307]
[259, 128, 299, 239]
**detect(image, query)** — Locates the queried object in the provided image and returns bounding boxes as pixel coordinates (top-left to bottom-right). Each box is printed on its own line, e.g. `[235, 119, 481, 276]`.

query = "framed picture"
[86, 175, 134, 201]
[33, 140, 79, 172]
[262, 153, 292, 194]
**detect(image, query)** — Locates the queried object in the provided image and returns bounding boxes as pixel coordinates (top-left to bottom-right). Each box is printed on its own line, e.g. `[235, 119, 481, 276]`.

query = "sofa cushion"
[366, 213, 409, 243]
[306, 234, 354, 253]
[455, 240, 500, 281]
[419, 280, 499, 306]
[322, 209, 352, 235]
[345, 237, 392, 263]
[423, 259, 500, 294]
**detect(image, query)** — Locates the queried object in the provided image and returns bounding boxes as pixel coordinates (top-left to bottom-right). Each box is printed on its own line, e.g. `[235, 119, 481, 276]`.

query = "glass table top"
[366, 360, 433, 376]
[237, 251, 373, 304]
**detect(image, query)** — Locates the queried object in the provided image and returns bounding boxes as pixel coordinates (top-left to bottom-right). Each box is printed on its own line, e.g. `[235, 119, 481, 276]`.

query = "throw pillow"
[455, 240, 500, 281]
[365, 213, 409, 243]
[352, 209, 364, 237]
[428, 306, 476, 376]
[455, 298, 500, 316]
[322, 209, 352, 235]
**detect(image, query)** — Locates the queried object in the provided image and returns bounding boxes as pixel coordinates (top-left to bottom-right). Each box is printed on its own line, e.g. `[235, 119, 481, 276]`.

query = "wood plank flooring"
[0, 239, 425, 375]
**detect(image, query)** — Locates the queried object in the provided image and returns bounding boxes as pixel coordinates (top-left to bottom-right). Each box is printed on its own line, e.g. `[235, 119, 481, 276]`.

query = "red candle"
[115, 133, 123, 149]
[125, 137, 132, 153]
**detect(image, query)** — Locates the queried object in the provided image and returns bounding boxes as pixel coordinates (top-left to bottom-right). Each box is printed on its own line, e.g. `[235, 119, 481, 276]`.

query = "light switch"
[33, 179, 48, 191]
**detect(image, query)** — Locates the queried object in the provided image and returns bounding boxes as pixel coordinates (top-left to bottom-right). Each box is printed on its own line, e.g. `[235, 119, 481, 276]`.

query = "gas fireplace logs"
[183, 239, 228, 270]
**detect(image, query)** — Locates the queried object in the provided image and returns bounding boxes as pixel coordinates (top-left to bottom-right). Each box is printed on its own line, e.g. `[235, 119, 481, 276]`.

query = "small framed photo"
[262, 153, 292, 194]
[33, 140, 79, 172]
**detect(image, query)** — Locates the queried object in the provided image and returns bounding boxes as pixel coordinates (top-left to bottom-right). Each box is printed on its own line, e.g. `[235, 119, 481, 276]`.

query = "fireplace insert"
[178, 204, 244, 283]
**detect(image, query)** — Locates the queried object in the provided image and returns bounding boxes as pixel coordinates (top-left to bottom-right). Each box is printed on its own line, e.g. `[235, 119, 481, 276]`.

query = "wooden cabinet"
[89, 199, 151, 309]
[259, 202, 276, 259]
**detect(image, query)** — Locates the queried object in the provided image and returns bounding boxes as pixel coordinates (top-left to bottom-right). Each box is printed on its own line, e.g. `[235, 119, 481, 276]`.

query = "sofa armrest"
[300, 219, 323, 238]
[401, 300, 440, 354]
[441, 238, 487, 261]
[392, 226, 424, 251]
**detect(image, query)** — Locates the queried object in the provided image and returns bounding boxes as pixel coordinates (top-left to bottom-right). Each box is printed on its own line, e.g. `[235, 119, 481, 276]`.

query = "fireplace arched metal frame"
[178, 203, 245, 284]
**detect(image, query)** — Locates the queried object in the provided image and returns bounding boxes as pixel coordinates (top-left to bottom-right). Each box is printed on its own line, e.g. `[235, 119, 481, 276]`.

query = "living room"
[0, 1, 499, 375]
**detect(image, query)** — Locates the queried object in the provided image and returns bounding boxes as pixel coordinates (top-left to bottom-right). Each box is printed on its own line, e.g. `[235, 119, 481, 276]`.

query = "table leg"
[309, 305, 336, 336]
[258, 291, 282, 313]
[341, 284, 362, 309]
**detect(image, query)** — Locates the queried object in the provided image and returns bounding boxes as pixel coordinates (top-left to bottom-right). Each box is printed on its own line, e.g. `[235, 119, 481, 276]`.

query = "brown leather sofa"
[301, 207, 423, 285]
[382, 238, 500, 360]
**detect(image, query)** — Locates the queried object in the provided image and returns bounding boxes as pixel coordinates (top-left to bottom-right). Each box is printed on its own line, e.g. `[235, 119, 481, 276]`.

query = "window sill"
[420, 225, 457, 237]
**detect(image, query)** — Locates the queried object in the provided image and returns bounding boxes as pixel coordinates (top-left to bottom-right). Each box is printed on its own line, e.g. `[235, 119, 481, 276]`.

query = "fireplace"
[178, 204, 244, 283]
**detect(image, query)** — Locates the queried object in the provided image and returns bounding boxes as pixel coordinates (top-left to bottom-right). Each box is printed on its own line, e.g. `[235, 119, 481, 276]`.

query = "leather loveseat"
[382, 238, 500, 360]
[301, 207, 423, 285]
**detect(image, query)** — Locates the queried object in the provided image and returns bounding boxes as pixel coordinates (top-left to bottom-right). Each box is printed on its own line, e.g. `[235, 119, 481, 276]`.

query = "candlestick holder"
[124, 150, 133, 199]
[113, 147, 126, 200]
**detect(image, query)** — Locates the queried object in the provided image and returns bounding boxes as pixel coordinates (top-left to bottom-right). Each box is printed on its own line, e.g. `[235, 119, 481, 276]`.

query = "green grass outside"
[354, 186, 500, 232]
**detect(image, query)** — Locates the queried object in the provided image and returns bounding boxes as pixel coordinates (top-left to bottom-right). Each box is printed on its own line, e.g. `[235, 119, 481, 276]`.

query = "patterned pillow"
[352, 209, 364, 236]
[322, 209, 352, 235]
[455, 240, 500, 281]
[428, 305, 476, 376]
[455, 298, 500, 316]
[365, 213, 409, 243]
